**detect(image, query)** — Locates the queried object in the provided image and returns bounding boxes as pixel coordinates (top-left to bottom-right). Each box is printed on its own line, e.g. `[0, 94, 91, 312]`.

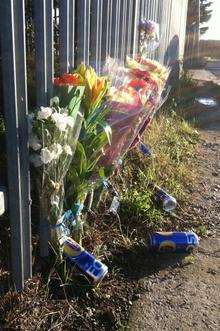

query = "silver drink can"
[153, 185, 177, 212]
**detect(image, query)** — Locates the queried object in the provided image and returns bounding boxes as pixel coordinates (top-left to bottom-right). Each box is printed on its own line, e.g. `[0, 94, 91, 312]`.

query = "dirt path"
[128, 124, 220, 330]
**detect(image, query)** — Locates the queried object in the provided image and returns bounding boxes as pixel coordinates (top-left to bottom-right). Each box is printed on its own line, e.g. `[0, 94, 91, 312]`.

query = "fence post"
[60, 0, 76, 73]
[60, 0, 70, 73]
[90, 0, 103, 73]
[0, 0, 32, 290]
[34, 0, 54, 257]
[101, 0, 111, 61]
[75, 0, 91, 65]
[110, 0, 121, 59]
[69, 0, 75, 70]
[118, 0, 128, 62]
[132, 0, 141, 57]
[126, 0, 133, 56]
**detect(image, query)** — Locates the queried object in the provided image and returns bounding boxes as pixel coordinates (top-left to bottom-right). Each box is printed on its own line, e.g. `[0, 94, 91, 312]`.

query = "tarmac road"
[206, 60, 220, 78]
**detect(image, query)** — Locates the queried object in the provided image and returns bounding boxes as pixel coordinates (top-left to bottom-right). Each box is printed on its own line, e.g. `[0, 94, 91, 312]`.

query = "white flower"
[40, 148, 55, 164]
[66, 116, 75, 128]
[51, 143, 63, 159]
[29, 154, 43, 167]
[63, 144, 72, 156]
[29, 134, 42, 151]
[37, 107, 53, 120]
[51, 194, 60, 208]
[51, 113, 68, 131]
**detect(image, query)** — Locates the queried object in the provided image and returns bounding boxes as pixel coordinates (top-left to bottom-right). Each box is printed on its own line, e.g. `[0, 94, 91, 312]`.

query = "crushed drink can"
[109, 195, 120, 214]
[149, 231, 199, 253]
[62, 237, 108, 283]
[139, 142, 152, 156]
[153, 184, 177, 212]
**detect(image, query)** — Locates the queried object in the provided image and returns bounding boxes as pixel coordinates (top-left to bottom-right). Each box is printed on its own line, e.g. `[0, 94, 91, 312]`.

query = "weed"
[197, 224, 208, 237]
[182, 255, 197, 265]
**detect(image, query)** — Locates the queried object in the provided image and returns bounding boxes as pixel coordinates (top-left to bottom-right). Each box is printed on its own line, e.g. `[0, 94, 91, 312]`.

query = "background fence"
[0, 0, 188, 290]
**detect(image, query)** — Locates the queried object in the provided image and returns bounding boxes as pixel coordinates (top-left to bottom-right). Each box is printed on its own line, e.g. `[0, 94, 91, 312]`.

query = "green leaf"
[68, 86, 85, 117]
[98, 167, 105, 179]
[75, 141, 87, 175]
[54, 85, 85, 116]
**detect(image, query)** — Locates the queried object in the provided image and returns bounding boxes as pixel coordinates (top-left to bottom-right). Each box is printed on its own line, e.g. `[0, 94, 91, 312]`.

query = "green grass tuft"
[112, 112, 200, 237]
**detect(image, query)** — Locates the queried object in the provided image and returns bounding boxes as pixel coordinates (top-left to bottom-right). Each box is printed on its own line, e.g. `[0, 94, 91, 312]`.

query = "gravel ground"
[129, 124, 220, 331]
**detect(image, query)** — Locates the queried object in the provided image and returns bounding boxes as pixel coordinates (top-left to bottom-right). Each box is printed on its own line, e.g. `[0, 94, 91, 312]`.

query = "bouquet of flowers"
[139, 19, 160, 54]
[97, 55, 169, 170]
[29, 83, 85, 245]
[54, 65, 111, 241]
[126, 55, 170, 148]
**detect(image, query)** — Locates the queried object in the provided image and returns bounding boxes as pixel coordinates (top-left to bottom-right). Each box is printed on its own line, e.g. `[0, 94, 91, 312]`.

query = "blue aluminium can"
[154, 185, 177, 212]
[139, 142, 152, 156]
[149, 231, 199, 253]
[62, 237, 108, 283]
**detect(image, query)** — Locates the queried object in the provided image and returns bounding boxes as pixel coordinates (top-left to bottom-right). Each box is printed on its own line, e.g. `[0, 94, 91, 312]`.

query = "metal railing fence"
[0, 0, 188, 290]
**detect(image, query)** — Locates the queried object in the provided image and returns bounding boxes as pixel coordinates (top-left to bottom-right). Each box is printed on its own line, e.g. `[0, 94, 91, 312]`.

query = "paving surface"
[188, 69, 219, 83]
[129, 117, 220, 330]
[206, 60, 220, 78]
[189, 60, 220, 85]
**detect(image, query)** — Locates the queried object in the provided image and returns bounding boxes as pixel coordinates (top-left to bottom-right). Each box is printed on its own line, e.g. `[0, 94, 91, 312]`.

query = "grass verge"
[0, 112, 201, 330]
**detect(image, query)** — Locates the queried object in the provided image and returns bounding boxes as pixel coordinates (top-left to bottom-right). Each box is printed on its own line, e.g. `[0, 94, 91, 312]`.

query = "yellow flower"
[75, 64, 108, 113]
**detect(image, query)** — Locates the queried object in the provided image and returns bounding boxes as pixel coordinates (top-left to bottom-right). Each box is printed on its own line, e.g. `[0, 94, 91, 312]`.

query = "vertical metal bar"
[35, 0, 47, 105]
[90, 0, 98, 69]
[108, 0, 113, 56]
[0, 0, 32, 290]
[118, 0, 128, 62]
[46, 0, 54, 100]
[148, 0, 151, 19]
[132, 0, 140, 57]
[152, 0, 156, 59]
[75, 0, 91, 65]
[156, 0, 159, 21]
[158, 0, 164, 63]
[166, 0, 173, 50]
[140, 0, 143, 18]
[115, 0, 121, 59]
[60, 0, 70, 73]
[101, 0, 111, 61]
[69, 0, 75, 70]
[35, 0, 54, 257]
[154, 0, 159, 61]
[144, 0, 148, 18]
[126, 0, 133, 56]
[111, 0, 120, 59]
[97, 0, 103, 73]
[90, 0, 103, 72]
[15, 0, 32, 282]
[153, 0, 156, 20]
[144, 0, 147, 19]
[35, 0, 54, 105]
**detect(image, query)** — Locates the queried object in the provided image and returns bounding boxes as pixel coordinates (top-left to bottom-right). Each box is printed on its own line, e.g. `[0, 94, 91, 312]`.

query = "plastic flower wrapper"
[139, 19, 160, 54]
[96, 57, 156, 171]
[125, 55, 170, 148]
[54, 66, 111, 241]
[29, 88, 84, 246]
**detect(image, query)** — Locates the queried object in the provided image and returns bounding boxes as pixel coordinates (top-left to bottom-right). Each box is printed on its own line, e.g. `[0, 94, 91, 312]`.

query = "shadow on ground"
[108, 244, 190, 280]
